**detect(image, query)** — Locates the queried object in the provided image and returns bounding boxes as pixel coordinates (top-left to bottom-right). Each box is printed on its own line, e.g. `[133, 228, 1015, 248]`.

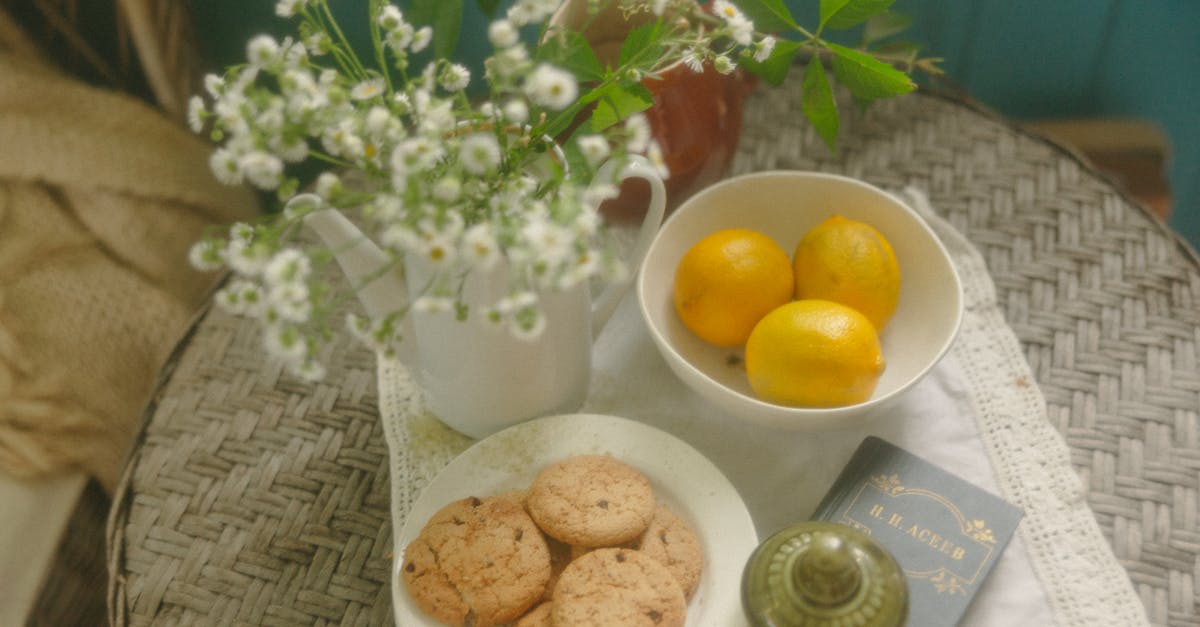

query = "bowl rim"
[635, 169, 965, 426]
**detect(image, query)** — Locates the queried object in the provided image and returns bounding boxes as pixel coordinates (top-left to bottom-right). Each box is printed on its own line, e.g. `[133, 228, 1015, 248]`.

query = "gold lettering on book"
[842, 473, 999, 595]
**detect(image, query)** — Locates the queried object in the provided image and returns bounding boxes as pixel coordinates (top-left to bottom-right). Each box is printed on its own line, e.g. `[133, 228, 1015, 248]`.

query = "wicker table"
[107, 84, 1200, 626]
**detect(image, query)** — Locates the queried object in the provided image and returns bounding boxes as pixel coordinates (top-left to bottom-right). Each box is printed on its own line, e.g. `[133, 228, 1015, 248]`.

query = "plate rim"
[390, 412, 758, 626]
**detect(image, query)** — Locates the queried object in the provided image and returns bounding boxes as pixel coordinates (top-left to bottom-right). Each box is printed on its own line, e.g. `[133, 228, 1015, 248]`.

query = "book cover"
[811, 437, 1023, 627]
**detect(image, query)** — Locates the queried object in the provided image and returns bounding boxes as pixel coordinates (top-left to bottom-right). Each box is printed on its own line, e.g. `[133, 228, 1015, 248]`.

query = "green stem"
[367, 0, 394, 93]
[318, 0, 369, 80]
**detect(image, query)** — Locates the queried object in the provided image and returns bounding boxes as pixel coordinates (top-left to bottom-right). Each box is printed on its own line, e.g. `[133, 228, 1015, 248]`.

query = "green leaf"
[827, 42, 915, 101]
[740, 39, 803, 86]
[820, 0, 896, 31]
[801, 57, 838, 150]
[862, 10, 913, 45]
[410, 0, 464, 60]
[537, 31, 603, 81]
[618, 21, 666, 68]
[733, 0, 799, 33]
[589, 83, 654, 132]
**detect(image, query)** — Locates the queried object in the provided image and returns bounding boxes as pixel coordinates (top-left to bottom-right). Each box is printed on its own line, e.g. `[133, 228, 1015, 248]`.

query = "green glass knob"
[742, 521, 909, 626]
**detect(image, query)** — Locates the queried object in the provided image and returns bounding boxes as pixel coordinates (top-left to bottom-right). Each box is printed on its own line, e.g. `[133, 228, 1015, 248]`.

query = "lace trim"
[903, 188, 1147, 626]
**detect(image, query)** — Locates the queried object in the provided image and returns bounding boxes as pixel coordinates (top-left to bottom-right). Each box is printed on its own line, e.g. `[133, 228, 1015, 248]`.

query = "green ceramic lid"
[742, 521, 909, 626]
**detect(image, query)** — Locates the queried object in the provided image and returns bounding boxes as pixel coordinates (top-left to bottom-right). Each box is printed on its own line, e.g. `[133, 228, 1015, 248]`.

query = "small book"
[811, 436, 1023, 627]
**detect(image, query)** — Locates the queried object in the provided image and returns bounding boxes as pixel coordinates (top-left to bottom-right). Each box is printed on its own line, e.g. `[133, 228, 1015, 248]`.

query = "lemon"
[745, 299, 885, 407]
[792, 215, 900, 331]
[673, 228, 794, 347]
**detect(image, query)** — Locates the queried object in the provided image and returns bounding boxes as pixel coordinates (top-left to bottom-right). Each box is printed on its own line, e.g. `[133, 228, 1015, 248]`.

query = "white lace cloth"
[377, 189, 1148, 626]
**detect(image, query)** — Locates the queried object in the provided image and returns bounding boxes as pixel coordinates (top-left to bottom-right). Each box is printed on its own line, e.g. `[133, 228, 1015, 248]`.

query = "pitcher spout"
[299, 200, 406, 320]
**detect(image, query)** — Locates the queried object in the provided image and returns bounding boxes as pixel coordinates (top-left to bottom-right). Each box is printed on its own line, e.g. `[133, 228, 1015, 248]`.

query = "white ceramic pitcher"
[303, 156, 665, 438]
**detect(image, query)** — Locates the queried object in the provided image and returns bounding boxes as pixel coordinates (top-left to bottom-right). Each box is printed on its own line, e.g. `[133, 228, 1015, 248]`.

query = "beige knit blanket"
[0, 50, 259, 492]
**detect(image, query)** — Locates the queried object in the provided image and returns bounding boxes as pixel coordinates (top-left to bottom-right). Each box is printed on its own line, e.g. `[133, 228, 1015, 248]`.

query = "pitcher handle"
[591, 155, 666, 338]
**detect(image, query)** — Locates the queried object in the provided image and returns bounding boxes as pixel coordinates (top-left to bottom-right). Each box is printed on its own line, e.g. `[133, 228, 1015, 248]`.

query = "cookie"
[401, 494, 551, 626]
[551, 547, 687, 626]
[514, 601, 554, 626]
[526, 454, 656, 547]
[635, 504, 704, 598]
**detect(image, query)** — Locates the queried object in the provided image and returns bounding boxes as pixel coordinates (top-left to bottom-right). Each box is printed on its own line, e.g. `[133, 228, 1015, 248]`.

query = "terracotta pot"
[549, 0, 755, 222]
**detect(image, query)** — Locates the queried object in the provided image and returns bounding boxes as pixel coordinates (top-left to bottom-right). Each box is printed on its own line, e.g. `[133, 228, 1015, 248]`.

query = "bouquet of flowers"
[188, 0, 937, 379]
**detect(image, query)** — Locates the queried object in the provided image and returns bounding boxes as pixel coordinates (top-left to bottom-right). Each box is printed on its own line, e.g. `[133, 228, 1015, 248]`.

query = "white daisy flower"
[272, 135, 310, 163]
[246, 35, 281, 69]
[315, 172, 341, 198]
[268, 283, 312, 322]
[713, 54, 736, 75]
[712, 0, 744, 22]
[351, 78, 386, 101]
[462, 223, 501, 272]
[577, 135, 610, 167]
[188, 239, 225, 271]
[187, 95, 206, 133]
[488, 19, 519, 48]
[419, 233, 458, 269]
[524, 63, 578, 110]
[238, 151, 284, 190]
[754, 35, 777, 63]
[558, 250, 598, 289]
[229, 222, 255, 244]
[378, 5, 404, 30]
[439, 64, 471, 92]
[264, 324, 307, 364]
[502, 99, 528, 124]
[411, 26, 433, 53]
[209, 147, 243, 185]
[386, 22, 415, 52]
[275, 0, 306, 18]
[432, 176, 462, 202]
[203, 73, 224, 98]
[624, 113, 652, 153]
[391, 137, 445, 175]
[282, 39, 308, 68]
[682, 48, 705, 73]
[392, 91, 411, 114]
[264, 248, 311, 285]
[215, 280, 263, 316]
[726, 16, 755, 46]
[225, 239, 270, 276]
[459, 133, 502, 175]
[364, 105, 392, 136]
[522, 219, 572, 266]
[418, 100, 457, 135]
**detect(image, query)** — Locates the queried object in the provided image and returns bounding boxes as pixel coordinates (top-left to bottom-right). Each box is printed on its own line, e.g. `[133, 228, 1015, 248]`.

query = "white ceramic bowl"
[637, 171, 963, 431]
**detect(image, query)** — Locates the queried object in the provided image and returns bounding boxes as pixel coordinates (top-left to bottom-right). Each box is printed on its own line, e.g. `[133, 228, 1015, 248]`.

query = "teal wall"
[190, 1, 1200, 250]
[788, 0, 1200, 251]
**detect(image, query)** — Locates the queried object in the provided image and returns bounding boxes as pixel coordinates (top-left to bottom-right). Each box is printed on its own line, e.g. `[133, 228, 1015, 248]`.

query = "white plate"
[392, 413, 758, 626]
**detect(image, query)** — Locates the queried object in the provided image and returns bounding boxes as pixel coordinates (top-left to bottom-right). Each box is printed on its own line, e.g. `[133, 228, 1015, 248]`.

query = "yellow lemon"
[673, 228, 794, 347]
[745, 299, 885, 407]
[792, 215, 900, 331]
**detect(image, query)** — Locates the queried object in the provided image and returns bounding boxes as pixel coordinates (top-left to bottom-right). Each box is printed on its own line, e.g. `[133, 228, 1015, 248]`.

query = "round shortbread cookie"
[635, 504, 704, 598]
[527, 454, 656, 547]
[401, 494, 551, 626]
[551, 548, 687, 626]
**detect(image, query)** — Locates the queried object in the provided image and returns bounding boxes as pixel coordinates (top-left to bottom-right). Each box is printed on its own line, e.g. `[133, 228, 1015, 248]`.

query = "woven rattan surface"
[107, 83, 1200, 626]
